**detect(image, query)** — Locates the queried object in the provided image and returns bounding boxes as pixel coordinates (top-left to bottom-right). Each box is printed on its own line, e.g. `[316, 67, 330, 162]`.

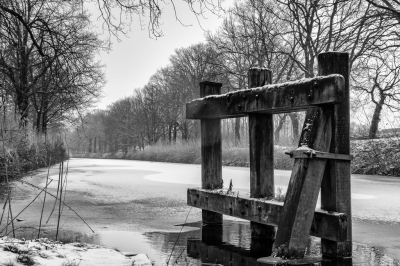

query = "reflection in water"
[183, 221, 400, 266]
[5, 221, 400, 266]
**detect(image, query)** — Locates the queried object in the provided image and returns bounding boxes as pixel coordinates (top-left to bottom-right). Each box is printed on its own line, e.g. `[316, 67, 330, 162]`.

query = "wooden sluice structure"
[185, 52, 353, 265]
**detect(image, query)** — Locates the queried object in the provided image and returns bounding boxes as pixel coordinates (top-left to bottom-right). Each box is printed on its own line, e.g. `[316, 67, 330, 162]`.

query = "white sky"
[90, 2, 231, 109]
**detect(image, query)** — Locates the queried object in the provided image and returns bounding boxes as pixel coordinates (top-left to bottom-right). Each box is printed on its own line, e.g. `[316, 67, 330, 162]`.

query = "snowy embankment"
[0, 237, 153, 266]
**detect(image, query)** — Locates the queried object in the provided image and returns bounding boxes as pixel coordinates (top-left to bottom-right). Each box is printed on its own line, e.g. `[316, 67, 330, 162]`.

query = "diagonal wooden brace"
[273, 107, 333, 259]
[284, 147, 353, 161]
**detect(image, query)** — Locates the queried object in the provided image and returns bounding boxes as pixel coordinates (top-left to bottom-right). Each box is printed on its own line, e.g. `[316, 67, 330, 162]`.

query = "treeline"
[0, 0, 104, 134]
[0, 1, 105, 178]
[70, 0, 400, 154]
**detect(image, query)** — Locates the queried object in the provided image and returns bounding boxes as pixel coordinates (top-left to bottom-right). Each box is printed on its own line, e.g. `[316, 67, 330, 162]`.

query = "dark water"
[7, 219, 400, 266]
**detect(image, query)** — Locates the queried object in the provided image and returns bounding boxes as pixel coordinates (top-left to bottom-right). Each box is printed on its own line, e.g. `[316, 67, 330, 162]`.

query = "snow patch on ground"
[0, 237, 154, 266]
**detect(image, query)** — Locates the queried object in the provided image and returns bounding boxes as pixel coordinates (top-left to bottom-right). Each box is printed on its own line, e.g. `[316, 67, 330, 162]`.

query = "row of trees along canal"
[0, 1, 104, 135]
[0, 0, 224, 137]
[69, 0, 400, 155]
[0, 1, 110, 180]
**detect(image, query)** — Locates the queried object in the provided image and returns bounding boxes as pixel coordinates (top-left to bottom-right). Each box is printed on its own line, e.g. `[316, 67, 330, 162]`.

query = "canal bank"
[0, 158, 399, 265]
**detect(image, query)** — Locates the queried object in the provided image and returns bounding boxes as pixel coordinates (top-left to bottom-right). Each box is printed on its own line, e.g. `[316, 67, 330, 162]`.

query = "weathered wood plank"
[186, 75, 344, 119]
[200, 81, 223, 226]
[273, 107, 333, 259]
[248, 68, 274, 199]
[187, 188, 348, 242]
[248, 68, 276, 240]
[319, 53, 352, 258]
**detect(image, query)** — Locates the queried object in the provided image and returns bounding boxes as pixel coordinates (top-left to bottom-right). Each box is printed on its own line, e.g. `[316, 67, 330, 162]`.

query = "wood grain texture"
[273, 107, 333, 259]
[186, 75, 345, 119]
[248, 68, 273, 198]
[249, 114, 274, 198]
[199, 81, 223, 225]
[247, 68, 276, 241]
[187, 188, 348, 242]
[318, 52, 352, 258]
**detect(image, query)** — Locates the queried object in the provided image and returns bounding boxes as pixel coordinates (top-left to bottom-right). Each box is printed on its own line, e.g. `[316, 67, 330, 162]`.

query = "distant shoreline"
[72, 138, 400, 177]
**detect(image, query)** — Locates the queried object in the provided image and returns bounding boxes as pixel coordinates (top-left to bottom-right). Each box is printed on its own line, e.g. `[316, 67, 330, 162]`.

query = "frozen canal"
[2, 158, 400, 265]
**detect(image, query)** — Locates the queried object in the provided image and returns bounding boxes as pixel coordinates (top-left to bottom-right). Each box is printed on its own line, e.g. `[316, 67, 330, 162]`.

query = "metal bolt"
[290, 97, 294, 103]
[257, 206, 262, 212]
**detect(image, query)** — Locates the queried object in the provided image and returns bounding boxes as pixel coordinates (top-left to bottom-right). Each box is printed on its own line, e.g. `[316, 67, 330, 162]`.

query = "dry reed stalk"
[61, 159, 70, 214]
[46, 161, 62, 224]
[21, 180, 94, 233]
[56, 160, 64, 240]
[38, 155, 52, 239]
[0, 194, 9, 228]
[0, 179, 53, 234]
[7, 188, 15, 237]
[166, 207, 192, 266]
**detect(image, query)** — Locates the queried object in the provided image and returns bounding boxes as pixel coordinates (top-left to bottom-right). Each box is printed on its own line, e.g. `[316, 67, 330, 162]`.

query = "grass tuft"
[3, 244, 19, 254]
[60, 260, 81, 266]
[273, 187, 286, 202]
[17, 254, 35, 266]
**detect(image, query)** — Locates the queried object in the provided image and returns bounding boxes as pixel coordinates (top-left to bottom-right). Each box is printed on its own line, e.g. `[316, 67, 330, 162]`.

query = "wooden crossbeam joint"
[284, 147, 353, 161]
[188, 188, 348, 242]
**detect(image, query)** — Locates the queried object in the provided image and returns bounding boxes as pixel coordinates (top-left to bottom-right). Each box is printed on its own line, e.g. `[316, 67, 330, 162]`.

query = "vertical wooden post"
[200, 81, 223, 228]
[318, 52, 352, 258]
[248, 68, 275, 242]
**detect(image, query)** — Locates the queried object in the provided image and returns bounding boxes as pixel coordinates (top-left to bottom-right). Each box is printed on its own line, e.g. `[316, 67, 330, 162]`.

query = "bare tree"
[0, 0, 104, 130]
[366, 0, 400, 24]
[0, 0, 224, 58]
[207, 1, 305, 143]
[168, 43, 224, 140]
[352, 49, 400, 139]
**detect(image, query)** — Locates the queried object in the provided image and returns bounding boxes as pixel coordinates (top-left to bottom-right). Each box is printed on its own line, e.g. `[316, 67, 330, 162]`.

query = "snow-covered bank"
[0, 237, 153, 266]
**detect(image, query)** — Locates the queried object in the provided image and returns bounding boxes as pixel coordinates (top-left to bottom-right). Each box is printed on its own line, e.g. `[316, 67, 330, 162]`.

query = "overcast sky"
[90, 2, 231, 109]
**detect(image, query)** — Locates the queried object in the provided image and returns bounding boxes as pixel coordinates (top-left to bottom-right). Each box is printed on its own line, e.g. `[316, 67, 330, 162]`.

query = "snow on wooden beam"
[186, 74, 345, 119]
[187, 188, 348, 242]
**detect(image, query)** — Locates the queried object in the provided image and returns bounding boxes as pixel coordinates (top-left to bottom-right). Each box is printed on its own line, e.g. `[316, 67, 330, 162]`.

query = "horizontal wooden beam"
[186, 74, 344, 119]
[188, 188, 348, 242]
